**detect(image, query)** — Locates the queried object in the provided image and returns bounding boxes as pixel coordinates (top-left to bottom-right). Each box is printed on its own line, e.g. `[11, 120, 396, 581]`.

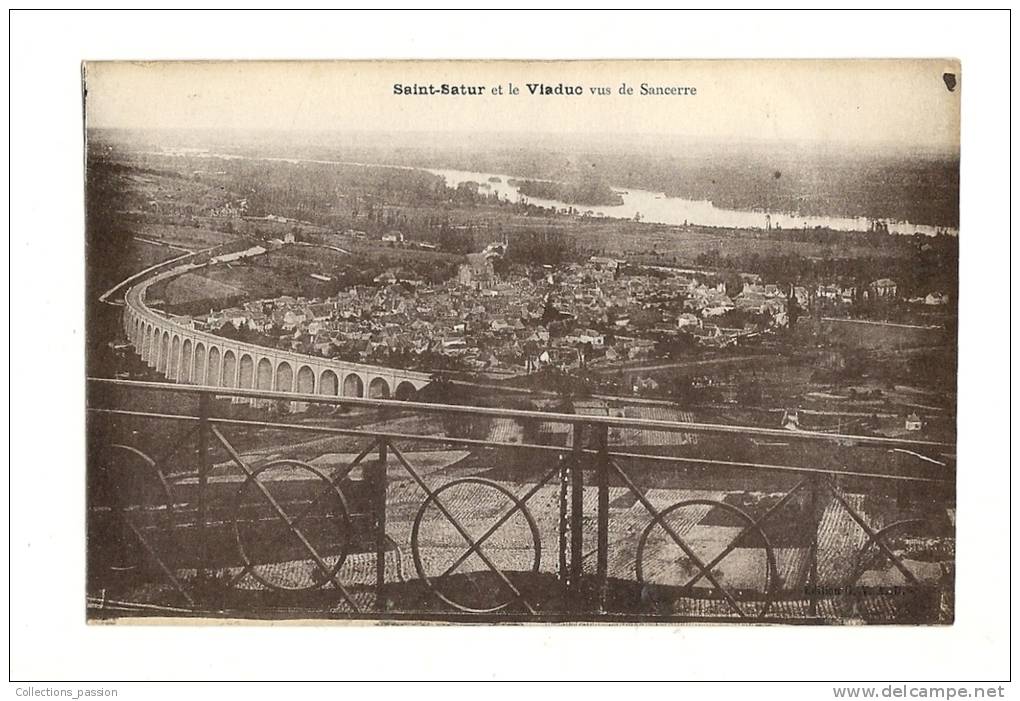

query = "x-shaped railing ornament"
[120, 507, 195, 607]
[679, 477, 810, 592]
[610, 457, 756, 618]
[826, 481, 922, 588]
[218, 434, 380, 598]
[431, 466, 557, 589]
[212, 427, 361, 612]
[394, 442, 540, 615]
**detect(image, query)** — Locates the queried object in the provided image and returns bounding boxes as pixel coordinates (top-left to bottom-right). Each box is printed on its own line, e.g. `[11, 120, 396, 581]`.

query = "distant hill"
[88, 129, 961, 229]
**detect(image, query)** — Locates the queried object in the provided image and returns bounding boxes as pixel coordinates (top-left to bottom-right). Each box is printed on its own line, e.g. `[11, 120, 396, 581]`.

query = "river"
[147, 149, 957, 236]
[426, 166, 955, 236]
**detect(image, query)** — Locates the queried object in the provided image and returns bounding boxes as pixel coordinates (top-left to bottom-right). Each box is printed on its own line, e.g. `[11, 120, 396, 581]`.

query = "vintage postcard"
[84, 60, 959, 624]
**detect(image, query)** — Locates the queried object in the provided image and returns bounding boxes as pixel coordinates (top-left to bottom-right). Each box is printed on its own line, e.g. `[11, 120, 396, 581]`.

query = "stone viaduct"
[121, 261, 432, 402]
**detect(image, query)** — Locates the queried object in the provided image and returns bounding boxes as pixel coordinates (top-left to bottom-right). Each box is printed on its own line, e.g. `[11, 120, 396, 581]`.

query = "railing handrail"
[87, 407, 953, 485]
[86, 376, 957, 452]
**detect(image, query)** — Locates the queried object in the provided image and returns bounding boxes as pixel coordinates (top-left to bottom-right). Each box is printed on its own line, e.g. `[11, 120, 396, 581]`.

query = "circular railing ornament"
[232, 459, 352, 592]
[835, 517, 950, 622]
[410, 477, 541, 613]
[635, 499, 778, 619]
[91, 444, 176, 577]
[102, 444, 175, 509]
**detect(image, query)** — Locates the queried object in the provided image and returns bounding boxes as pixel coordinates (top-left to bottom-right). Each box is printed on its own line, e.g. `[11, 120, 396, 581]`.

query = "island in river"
[512, 178, 625, 207]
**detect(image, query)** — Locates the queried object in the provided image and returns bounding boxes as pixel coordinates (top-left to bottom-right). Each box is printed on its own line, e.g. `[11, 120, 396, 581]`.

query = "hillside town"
[181, 238, 942, 382]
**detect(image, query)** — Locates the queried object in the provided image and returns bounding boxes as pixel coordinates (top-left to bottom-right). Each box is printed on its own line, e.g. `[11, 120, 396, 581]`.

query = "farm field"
[152, 271, 251, 307]
[345, 239, 466, 266]
[263, 244, 352, 270]
[115, 238, 187, 276]
[130, 222, 240, 250]
[816, 317, 949, 350]
[619, 225, 906, 262]
[147, 258, 334, 310]
[144, 238, 469, 313]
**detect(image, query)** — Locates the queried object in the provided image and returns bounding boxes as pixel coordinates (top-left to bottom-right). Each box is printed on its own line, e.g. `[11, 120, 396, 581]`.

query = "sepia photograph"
[82, 59, 961, 626]
[9, 5, 1017, 688]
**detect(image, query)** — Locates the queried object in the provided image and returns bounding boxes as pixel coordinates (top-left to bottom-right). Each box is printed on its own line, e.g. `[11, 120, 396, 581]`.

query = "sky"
[84, 60, 960, 154]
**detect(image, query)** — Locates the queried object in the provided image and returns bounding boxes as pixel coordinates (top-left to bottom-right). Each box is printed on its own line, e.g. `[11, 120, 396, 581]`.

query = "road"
[590, 353, 779, 377]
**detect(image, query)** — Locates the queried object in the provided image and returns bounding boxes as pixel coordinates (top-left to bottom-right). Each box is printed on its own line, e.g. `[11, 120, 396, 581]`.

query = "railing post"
[808, 475, 820, 618]
[595, 423, 610, 614]
[557, 454, 570, 587]
[569, 423, 585, 608]
[374, 439, 389, 612]
[197, 391, 211, 583]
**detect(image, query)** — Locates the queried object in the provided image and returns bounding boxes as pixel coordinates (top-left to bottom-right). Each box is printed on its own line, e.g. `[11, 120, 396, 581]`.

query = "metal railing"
[86, 377, 956, 623]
